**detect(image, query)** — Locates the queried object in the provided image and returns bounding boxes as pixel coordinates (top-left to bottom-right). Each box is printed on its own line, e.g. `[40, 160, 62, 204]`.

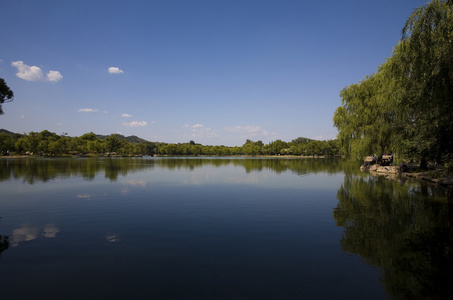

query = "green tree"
[144, 142, 157, 155]
[36, 130, 60, 154]
[119, 140, 133, 155]
[190, 144, 203, 156]
[268, 140, 288, 155]
[87, 140, 103, 154]
[392, 0, 453, 163]
[0, 78, 14, 115]
[333, 0, 453, 165]
[69, 137, 86, 153]
[333, 72, 393, 160]
[105, 134, 124, 154]
[242, 140, 262, 156]
[132, 143, 146, 155]
[288, 145, 300, 155]
[304, 140, 320, 156]
[80, 132, 97, 141]
[14, 137, 27, 153]
[0, 133, 15, 153]
[15, 132, 41, 153]
[326, 139, 340, 156]
[291, 137, 312, 145]
[48, 137, 69, 155]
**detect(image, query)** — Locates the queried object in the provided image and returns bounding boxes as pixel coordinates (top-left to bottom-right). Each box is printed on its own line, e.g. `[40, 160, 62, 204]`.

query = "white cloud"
[108, 67, 124, 74]
[47, 70, 63, 82]
[183, 123, 219, 139]
[224, 125, 269, 137]
[123, 121, 147, 127]
[192, 124, 204, 129]
[11, 61, 62, 82]
[78, 108, 98, 113]
[11, 61, 43, 81]
[122, 113, 132, 118]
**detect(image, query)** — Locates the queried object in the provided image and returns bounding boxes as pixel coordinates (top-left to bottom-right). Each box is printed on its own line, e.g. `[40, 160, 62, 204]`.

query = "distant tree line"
[333, 0, 453, 168]
[156, 138, 339, 156]
[0, 130, 157, 156]
[0, 130, 340, 157]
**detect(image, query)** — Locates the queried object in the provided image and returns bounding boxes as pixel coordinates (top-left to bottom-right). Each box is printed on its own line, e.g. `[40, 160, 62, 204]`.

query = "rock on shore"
[361, 163, 453, 187]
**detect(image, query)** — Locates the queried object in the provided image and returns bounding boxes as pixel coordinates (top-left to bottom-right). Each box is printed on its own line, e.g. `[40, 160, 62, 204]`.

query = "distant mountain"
[95, 134, 149, 144]
[0, 129, 20, 136]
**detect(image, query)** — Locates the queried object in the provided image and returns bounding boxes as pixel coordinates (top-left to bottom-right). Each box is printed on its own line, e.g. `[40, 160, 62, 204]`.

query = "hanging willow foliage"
[334, 0, 453, 164]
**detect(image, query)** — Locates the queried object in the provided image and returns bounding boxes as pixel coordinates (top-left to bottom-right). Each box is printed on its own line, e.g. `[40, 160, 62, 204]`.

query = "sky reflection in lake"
[0, 157, 451, 299]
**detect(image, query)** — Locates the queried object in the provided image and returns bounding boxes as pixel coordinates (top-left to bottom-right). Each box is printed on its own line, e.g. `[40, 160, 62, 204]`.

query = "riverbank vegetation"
[333, 0, 453, 169]
[0, 129, 340, 157]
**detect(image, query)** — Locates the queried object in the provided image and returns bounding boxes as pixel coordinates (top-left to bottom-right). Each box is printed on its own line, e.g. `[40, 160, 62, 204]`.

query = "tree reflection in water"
[0, 215, 9, 255]
[333, 174, 453, 299]
[0, 235, 9, 255]
[3, 157, 453, 298]
[0, 157, 357, 184]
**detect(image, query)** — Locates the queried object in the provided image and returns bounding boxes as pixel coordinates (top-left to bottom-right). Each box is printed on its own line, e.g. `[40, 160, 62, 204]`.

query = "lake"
[0, 157, 452, 299]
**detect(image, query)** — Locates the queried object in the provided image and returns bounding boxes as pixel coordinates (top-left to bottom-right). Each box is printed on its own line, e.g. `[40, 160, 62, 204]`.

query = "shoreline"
[365, 164, 453, 188]
[1, 154, 341, 159]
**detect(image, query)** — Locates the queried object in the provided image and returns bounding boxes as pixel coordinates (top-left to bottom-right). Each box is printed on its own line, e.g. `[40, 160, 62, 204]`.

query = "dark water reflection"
[0, 157, 452, 299]
[334, 174, 453, 299]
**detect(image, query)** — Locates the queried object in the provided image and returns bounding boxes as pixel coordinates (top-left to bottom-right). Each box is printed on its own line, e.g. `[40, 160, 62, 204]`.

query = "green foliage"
[1, 129, 340, 157]
[0, 133, 14, 153]
[0, 130, 157, 156]
[0, 78, 14, 115]
[154, 138, 340, 156]
[334, 72, 394, 160]
[334, 0, 453, 165]
[105, 134, 124, 154]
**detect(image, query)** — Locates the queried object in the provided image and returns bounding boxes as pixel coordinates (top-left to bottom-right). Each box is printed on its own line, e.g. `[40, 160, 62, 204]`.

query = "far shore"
[1, 154, 341, 159]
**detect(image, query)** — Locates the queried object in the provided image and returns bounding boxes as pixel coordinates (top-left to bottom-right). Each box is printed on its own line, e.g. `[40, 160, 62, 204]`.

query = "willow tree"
[392, 0, 453, 163]
[333, 71, 394, 160]
[334, 0, 453, 164]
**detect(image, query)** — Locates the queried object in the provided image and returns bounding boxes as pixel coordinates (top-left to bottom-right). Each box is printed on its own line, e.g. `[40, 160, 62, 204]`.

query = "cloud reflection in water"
[11, 224, 60, 247]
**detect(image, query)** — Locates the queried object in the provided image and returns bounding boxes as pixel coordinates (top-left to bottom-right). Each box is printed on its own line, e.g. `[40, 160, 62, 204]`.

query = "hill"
[0, 129, 17, 136]
[95, 134, 149, 144]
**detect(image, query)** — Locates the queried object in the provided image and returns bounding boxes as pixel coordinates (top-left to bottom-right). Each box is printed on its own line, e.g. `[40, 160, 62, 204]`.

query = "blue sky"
[0, 0, 427, 146]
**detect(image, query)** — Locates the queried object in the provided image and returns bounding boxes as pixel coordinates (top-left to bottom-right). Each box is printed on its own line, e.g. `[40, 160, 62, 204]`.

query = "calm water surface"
[0, 157, 451, 299]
